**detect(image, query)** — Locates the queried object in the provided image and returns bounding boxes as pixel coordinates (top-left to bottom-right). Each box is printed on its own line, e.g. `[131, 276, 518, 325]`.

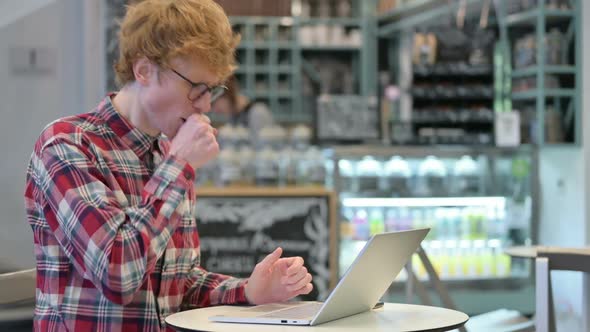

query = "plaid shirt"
[24, 95, 248, 332]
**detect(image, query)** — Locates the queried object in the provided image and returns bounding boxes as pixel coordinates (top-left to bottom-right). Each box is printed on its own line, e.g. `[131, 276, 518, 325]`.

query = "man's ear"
[132, 57, 155, 86]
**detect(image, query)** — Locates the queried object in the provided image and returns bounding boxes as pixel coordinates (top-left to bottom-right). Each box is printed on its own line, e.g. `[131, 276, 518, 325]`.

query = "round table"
[165, 302, 469, 332]
[504, 245, 539, 259]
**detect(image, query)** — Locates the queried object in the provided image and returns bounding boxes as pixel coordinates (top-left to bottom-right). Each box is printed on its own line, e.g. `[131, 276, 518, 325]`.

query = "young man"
[24, 1, 312, 331]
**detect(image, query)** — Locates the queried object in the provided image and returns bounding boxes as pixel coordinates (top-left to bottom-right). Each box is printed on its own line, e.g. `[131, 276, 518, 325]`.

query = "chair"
[535, 247, 590, 332]
[0, 268, 36, 325]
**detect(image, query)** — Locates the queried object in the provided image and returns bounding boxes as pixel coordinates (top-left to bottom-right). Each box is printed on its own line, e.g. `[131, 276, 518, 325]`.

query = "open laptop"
[209, 228, 429, 326]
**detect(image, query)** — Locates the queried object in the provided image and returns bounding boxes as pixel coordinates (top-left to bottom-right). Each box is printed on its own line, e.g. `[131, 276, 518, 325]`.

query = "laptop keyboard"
[259, 302, 324, 319]
[241, 303, 303, 313]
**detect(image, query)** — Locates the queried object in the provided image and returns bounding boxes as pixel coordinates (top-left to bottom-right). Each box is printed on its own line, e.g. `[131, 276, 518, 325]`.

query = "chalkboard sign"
[193, 187, 337, 301]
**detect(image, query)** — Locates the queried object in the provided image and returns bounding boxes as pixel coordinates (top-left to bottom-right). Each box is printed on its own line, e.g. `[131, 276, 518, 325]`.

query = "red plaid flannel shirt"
[24, 95, 248, 331]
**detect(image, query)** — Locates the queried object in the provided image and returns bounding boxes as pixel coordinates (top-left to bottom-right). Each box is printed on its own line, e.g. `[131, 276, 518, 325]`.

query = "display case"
[329, 145, 538, 314]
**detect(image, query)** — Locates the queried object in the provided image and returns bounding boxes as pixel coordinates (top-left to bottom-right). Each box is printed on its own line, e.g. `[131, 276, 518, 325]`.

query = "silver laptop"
[209, 228, 429, 326]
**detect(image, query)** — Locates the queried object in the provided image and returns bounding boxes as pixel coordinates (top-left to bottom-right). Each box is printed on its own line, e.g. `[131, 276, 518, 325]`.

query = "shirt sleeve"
[181, 265, 250, 309]
[30, 135, 194, 305]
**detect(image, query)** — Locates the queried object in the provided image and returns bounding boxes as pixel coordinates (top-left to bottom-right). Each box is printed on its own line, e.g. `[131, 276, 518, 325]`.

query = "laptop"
[209, 228, 429, 326]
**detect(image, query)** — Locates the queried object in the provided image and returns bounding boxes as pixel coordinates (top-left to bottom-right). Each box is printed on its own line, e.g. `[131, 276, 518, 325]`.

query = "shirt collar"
[97, 93, 160, 159]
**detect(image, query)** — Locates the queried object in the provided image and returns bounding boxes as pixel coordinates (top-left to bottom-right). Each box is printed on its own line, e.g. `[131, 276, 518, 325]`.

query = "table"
[165, 303, 469, 332]
[504, 245, 539, 259]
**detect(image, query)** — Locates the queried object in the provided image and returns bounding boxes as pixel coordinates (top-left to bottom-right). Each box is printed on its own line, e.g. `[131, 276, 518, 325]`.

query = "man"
[24, 1, 312, 331]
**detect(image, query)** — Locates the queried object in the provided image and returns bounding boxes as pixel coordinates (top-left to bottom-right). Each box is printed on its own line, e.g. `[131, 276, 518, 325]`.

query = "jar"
[417, 156, 447, 196]
[356, 156, 382, 195]
[216, 146, 241, 187]
[254, 146, 280, 186]
[383, 156, 413, 197]
[452, 156, 481, 195]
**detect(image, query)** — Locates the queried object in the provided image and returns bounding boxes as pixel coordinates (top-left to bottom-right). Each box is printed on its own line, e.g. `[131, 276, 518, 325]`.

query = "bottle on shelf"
[340, 207, 355, 241]
[424, 208, 438, 240]
[383, 156, 413, 197]
[303, 146, 327, 186]
[369, 208, 386, 236]
[352, 208, 370, 240]
[356, 156, 383, 195]
[216, 146, 242, 187]
[416, 156, 448, 196]
[384, 208, 398, 232]
[398, 207, 413, 231]
[338, 159, 357, 193]
[451, 155, 482, 196]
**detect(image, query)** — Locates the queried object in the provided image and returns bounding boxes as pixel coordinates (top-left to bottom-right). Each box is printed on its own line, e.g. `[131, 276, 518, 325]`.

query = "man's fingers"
[186, 113, 211, 124]
[287, 273, 312, 294]
[282, 267, 307, 285]
[285, 257, 304, 276]
[256, 247, 283, 271]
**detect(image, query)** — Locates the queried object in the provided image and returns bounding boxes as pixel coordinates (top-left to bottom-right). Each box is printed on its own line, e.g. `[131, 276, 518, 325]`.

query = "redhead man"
[24, 1, 312, 331]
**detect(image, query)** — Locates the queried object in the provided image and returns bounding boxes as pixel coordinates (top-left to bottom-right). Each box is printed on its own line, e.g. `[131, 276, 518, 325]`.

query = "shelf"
[378, 0, 444, 23]
[413, 65, 493, 77]
[391, 275, 530, 286]
[230, 16, 295, 25]
[300, 45, 361, 52]
[276, 66, 292, 74]
[511, 89, 576, 100]
[412, 120, 494, 126]
[250, 91, 293, 99]
[276, 91, 293, 98]
[298, 17, 362, 27]
[511, 65, 577, 78]
[341, 196, 506, 208]
[236, 66, 294, 74]
[412, 94, 494, 101]
[330, 144, 534, 158]
[237, 43, 294, 49]
[505, 9, 574, 27]
[252, 92, 271, 98]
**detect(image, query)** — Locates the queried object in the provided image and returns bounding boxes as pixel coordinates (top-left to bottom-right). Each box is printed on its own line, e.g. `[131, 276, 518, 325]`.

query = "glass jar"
[383, 156, 413, 197]
[417, 156, 447, 196]
[338, 159, 357, 193]
[254, 146, 280, 186]
[452, 155, 481, 196]
[356, 156, 382, 195]
[216, 146, 241, 187]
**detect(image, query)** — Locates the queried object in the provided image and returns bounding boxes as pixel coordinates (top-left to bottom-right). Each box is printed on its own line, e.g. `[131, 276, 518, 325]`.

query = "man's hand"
[245, 248, 313, 304]
[170, 114, 219, 170]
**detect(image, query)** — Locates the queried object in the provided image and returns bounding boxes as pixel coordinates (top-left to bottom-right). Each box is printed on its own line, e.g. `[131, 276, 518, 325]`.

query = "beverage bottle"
[385, 208, 398, 232]
[436, 208, 448, 240]
[338, 159, 357, 193]
[369, 208, 385, 236]
[398, 207, 412, 231]
[340, 207, 355, 241]
[424, 208, 437, 240]
[352, 209, 369, 240]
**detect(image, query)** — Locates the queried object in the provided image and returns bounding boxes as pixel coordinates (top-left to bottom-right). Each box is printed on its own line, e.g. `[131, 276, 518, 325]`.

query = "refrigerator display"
[329, 145, 536, 312]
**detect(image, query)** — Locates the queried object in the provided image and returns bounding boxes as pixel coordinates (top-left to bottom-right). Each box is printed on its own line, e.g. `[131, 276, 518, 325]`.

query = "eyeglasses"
[170, 68, 228, 103]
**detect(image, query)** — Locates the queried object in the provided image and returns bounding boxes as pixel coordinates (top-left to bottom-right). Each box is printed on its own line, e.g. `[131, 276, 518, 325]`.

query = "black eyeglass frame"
[170, 68, 228, 103]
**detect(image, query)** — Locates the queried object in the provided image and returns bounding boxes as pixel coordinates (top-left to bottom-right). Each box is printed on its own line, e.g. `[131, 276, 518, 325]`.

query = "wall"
[0, 0, 86, 269]
[538, 147, 585, 328]
[583, 0, 590, 330]
[536, 0, 590, 329]
[0, 0, 56, 29]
